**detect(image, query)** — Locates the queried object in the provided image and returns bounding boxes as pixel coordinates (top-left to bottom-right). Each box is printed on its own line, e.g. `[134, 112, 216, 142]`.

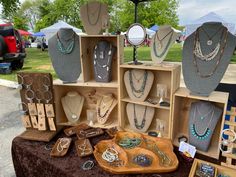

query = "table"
[12, 131, 207, 177]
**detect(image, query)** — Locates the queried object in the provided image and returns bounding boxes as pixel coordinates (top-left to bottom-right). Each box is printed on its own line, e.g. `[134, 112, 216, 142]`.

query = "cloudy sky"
[178, 0, 236, 25]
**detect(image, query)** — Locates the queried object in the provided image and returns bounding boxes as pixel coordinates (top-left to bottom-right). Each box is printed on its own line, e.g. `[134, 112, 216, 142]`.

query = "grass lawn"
[0, 43, 235, 81]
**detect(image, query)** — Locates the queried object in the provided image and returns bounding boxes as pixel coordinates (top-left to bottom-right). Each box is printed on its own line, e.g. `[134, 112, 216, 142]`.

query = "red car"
[0, 23, 26, 70]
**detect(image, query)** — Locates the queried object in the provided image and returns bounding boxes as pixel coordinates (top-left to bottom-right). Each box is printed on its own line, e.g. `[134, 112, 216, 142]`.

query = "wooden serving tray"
[50, 137, 72, 157]
[94, 131, 179, 174]
[76, 127, 104, 139]
[64, 123, 90, 136]
[75, 138, 93, 157]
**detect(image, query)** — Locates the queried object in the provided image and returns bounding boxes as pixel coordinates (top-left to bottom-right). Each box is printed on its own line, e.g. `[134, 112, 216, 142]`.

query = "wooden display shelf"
[119, 62, 181, 138]
[53, 79, 118, 88]
[189, 158, 236, 177]
[121, 97, 170, 110]
[171, 87, 229, 159]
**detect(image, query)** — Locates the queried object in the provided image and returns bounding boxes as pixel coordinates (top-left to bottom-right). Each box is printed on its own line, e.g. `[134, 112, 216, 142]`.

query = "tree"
[0, 0, 20, 16]
[13, 15, 29, 30]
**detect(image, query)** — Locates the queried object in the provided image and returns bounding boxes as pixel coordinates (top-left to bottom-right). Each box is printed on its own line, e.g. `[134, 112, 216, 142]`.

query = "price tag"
[179, 141, 196, 158]
[21, 115, 31, 128]
[47, 117, 56, 131]
[45, 104, 55, 117]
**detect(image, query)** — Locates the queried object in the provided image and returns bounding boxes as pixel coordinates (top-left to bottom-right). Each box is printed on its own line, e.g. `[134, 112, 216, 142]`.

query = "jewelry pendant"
[106, 67, 109, 71]
[98, 75, 102, 79]
[72, 114, 77, 119]
[158, 44, 162, 49]
[207, 40, 212, 46]
[200, 116, 204, 120]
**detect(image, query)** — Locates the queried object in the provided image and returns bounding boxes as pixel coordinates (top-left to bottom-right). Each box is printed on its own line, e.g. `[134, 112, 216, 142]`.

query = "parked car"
[0, 23, 26, 70]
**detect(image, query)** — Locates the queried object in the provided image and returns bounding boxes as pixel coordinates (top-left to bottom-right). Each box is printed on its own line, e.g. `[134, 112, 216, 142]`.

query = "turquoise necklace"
[118, 137, 141, 149]
[56, 32, 75, 54]
[153, 30, 173, 58]
[190, 105, 214, 140]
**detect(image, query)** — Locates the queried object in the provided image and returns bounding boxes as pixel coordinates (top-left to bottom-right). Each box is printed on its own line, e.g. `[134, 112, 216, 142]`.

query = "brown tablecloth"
[11, 131, 216, 177]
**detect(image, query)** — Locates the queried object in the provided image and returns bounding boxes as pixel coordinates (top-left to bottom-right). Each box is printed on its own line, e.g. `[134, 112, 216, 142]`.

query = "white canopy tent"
[40, 20, 84, 44]
[185, 12, 236, 37]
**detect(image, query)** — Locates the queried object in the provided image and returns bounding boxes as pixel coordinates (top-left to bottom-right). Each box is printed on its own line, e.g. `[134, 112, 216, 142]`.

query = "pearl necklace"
[94, 42, 112, 80]
[97, 96, 114, 123]
[56, 32, 75, 54]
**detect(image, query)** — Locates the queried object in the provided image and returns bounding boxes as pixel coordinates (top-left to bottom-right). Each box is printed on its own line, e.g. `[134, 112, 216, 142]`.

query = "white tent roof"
[40, 20, 84, 44]
[185, 12, 236, 36]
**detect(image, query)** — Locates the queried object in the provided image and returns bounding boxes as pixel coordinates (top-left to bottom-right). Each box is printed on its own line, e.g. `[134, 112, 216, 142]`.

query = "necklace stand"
[93, 41, 116, 83]
[124, 69, 154, 102]
[188, 101, 222, 151]
[151, 25, 181, 64]
[96, 93, 118, 125]
[182, 22, 236, 96]
[48, 28, 81, 83]
[61, 91, 85, 124]
[126, 103, 155, 133]
[80, 1, 109, 35]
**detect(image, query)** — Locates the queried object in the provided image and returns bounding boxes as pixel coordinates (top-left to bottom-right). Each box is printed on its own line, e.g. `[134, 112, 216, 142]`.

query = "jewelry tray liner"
[50, 138, 72, 157]
[94, 131, 179, 174]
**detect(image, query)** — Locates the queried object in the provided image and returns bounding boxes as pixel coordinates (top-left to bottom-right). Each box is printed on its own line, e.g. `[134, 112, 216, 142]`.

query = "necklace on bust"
[190, 105, 215, 141]
[201, 26, 222, 46]
[129, 70, 148, 98]
[94, 43, 112, 80]
[64, 95, 82, 120]
[86, 2, 102, 26]
[193, 27, 228, 78]
[133, 104, 147, 130]
[196, 104, 213, 120]
[56, 32, 75, 54]
[153, 29, 174, 58]
[97, 95, 114, 123]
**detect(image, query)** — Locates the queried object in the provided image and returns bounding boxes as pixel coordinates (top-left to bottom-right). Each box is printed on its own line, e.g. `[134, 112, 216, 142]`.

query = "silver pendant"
[98, 75, 102, 79]
[102, 65, 106, 68]
[106, 67, 109, 71]
[72, 114, 77, 119]
[207, 40, 212, 46]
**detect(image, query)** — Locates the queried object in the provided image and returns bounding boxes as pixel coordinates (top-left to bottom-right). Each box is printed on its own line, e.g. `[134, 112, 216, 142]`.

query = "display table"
[12, 131, 194, 177]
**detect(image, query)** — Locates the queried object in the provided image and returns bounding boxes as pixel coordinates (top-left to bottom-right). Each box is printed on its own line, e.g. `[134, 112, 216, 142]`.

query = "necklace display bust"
[93, 40, 116, 83]
[61, 91, 85, 124]
[124, 69, 154, 102]
[182, 22, 236, 96]
[150, 25, 181, 64]
[188, 101, 222, 152]
[96, 93, 117, 125]
[80, 1, 109, 35]
[48, 28, 81, 83]
[126, 103, 155, 133]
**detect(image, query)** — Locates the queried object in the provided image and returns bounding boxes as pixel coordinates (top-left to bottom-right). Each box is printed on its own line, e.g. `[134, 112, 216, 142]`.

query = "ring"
[25, 89, 35, 102]
[44, 91, 53, 103]
[82, 160, 94, 170]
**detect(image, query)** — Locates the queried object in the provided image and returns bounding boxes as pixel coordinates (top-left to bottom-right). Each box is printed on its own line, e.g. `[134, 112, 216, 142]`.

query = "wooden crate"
[221, 107, 236, 169]
[171, 87, 229, 159]
[189, 158, 236, 177]
[119, 61, 181, 138]
[54, 35, 123, 128]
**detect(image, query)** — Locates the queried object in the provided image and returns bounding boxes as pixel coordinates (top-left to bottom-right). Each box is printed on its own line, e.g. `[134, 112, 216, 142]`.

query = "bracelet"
[23, 75, 33, 89]
[82, 160, 94, 170]
[44, 143, 53, 151]
[220, 129, 236, 153]
[102, 147, 119, 163]
[57, 138, 70, 152]
[43, 91, 52, 104]
[42, 75, 51, 91]
[35, 90, 43, 103]
[133, 154, 152, 167]
[18, 102, 28, 114]
[25, 89, 35, 103]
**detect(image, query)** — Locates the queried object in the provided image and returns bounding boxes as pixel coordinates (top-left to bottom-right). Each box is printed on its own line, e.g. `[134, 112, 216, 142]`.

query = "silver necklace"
[86, 2, 102, 26]
[196, 104, 213, 120]
[64, 95, 82, 119]
[94, 43, 112, 80]
[133, 104, 147, 130]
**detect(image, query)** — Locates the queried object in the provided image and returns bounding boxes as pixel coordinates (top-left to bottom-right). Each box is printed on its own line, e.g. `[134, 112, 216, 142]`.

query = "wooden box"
[171, 87, 229, 159]
[53, 35, 123, 128]
[189, 158, 236, 177]
[119, 61, 181, 138]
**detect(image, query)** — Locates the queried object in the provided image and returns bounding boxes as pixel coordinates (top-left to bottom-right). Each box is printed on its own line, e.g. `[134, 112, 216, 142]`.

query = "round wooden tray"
[94, 131, 179, 174]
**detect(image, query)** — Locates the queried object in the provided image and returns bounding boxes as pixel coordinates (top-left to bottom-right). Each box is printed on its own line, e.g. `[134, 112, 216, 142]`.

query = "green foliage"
[13, 15, 29, 30]
[0, 0, 20, 16]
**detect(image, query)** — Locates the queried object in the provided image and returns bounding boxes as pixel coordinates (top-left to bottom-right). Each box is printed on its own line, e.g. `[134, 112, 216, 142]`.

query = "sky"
[1, 0, 236, 26]
[178, 0, 236, 25]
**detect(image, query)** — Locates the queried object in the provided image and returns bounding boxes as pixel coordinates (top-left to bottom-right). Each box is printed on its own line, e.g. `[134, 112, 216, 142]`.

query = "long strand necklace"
[94, 43, 112, 80]
[201, 26, 223, 46]
[56, 32, 75, 54]
[64, 95, 82, 120]
[133, 104, 147, 130]
[197, 104, 213, 120]
[190, 105, 215, 140]
[97, 96, 114, 121]
[153, 29, 174, 58]
[129, 70, 148, 98]
[86, 2, 102, 26]
[193, 27, 228, 78]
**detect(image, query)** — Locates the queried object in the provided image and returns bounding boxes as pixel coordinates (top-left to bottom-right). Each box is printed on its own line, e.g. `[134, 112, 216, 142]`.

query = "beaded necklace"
[97, 96, 114, 123]
[193, 27, 228, 78]
[153, 29, 174, 58]
[133, 104, 147, 130]
[190, 105, 215, 140]
[129, 70, 148, 98]
[56, 32, 75, 54]
[86, 2, 102, 26]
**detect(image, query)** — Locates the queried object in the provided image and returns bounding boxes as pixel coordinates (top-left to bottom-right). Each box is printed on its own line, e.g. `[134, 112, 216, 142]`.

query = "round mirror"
[127, 23, 146, 46]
